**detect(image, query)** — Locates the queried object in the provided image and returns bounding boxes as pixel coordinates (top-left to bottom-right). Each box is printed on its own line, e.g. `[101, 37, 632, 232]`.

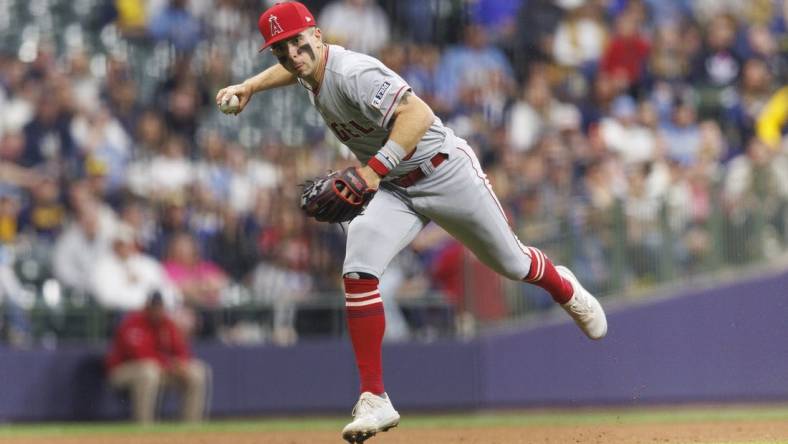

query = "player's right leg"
[341, 188, 426, 443]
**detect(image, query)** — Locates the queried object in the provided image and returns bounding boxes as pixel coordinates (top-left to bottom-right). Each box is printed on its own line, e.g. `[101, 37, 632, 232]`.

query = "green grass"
[0, 404, 786, 438]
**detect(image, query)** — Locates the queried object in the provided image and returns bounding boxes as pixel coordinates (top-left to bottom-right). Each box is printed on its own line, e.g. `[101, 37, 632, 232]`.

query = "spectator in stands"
[0, 192, 20, 245]
[67, 177, 118, 224]
[163, 231, 228, 309]
[127, 135, 193, 200]
[148, 197, 190, 259]
[722, 137, 788, 261]
[21, 90, 77, 174]
[318, 0, 391, 55]
[0, 129, 27, 166]
[106, 291, 208, 423]
[131, 110, 168, 157]
[721, 57, 775, 151]
[0, 242, 33, 347]
[250, 240, 313, 346]
[512, 0, 565, 80]
[691, 0, 748, 27]
[599, 95, 657, 164]
[207, 207, 259, 282]
[118, 198, 158, 255]
[743, 24, 782, 73]
[201, 48, 234, 101]
[376, 250, 423, 342]
[623, 164, 662, 280]
[82, 155, 124, 207]
[0, 189, 33, 346]
[163, 80, 203, 145]
[70, 104, 133, 192]
[0, 59, 36, 135]
[691, 13, 742, 117]
[90, 224, 180, 311]
[148, 0, 202, 53]
[113, 0, 149, 39]
[600, 8, 651, 93]
[226, 144, 280, 213]
[469, 0, 522, 45]
[0, 132, 41, 202]
[576, 156, 625, 287]
[670, 160, 714, 273]
[756, 85, 788, 150]
[66, 50, 101, 112]
[435, 24, 515, 110]
[106, 76, 142, 138]
[194, 131, 231, 204]
[17, 176, 67, 243]
[188, 184, 222, 248]
[53, 201, 116, 296]
[640, 0, 693, 26]
[507, 71, 582, 152]
[201, 0, 249, 43]
[580, 70, 624, 131]
[662, 98, 702, 166]
[552, 2, 608, 73]
[402, 44, 441, 109]
[648, 22, 691, 83]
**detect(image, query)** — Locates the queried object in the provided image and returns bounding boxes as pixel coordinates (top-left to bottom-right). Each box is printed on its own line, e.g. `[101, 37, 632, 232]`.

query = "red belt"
[391, 153, 448, 188]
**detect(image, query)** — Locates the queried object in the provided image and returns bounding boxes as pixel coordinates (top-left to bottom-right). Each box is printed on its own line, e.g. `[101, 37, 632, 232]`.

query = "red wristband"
[367, 156, 390, 177]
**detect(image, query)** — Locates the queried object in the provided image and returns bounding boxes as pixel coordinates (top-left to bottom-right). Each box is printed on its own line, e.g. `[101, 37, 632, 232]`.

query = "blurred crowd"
[0, 0, 787, 347]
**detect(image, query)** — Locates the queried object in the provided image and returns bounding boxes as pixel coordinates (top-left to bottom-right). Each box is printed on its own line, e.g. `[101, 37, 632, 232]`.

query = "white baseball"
[220, 94, 240, 114]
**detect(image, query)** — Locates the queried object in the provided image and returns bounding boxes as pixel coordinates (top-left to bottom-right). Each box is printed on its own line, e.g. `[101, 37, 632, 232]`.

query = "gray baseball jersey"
[299, 45, 533, 280]
[299, 45, 452, 178]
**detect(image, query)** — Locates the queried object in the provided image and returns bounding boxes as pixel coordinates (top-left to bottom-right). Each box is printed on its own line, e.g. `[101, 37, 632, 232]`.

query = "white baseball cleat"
[342, 392, 400, 443]
[556, 266, 608, 340]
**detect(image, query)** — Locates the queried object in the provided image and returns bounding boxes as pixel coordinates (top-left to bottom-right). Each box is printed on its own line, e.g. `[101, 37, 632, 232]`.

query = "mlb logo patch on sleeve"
[371, 81, 392, 108]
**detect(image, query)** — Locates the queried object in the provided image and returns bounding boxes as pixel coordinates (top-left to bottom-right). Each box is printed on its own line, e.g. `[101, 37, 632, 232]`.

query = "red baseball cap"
[258, 2, 316, 51]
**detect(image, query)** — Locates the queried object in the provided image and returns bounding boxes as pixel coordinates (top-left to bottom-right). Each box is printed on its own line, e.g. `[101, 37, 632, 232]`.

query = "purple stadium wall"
[0, 270, 786, 421]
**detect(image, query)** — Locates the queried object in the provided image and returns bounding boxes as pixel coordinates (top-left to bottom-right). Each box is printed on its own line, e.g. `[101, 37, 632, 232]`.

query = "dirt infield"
[5, 419, 788, 444]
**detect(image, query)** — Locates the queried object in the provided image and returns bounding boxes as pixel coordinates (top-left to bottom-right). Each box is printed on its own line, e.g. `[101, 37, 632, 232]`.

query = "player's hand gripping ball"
[300, 167, 377, 223]
[220, 94, 241, 114]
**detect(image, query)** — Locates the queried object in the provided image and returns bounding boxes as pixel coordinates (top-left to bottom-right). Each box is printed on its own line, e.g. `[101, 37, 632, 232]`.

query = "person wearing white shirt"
[53, 203, 117, 295]
[90, 224, 180, 311]
[318, 0, 391, 55]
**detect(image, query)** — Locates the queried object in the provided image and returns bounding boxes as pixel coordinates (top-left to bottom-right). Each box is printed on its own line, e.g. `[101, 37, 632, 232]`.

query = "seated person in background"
[17, 176, 67, 243]
[163, 231, 228, 308]
[105, 291, 209, 424]
[90, 223, 180, 311]
[53, 201, 116, 297]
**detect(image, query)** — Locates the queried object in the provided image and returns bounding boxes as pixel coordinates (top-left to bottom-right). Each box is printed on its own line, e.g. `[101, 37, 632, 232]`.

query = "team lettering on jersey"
[330, 120, 375, 142]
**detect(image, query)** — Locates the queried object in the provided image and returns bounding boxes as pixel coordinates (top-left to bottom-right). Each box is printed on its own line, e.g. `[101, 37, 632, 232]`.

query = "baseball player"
[216, 2, 607, 443]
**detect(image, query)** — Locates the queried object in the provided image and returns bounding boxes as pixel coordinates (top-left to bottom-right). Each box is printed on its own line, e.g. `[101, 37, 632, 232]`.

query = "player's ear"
[313, 27, 322, 42]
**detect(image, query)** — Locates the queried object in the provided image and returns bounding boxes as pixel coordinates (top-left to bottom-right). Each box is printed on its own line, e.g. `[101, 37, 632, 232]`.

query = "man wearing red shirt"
[600, 10, 650, 90]
[106, 292, 208, 423]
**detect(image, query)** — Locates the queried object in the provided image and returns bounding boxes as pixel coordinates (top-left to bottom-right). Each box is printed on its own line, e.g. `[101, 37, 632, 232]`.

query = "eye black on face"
[271, 33, 308, 66]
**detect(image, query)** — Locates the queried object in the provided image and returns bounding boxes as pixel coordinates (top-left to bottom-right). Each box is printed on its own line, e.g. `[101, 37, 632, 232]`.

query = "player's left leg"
[413, 145, 606, 339]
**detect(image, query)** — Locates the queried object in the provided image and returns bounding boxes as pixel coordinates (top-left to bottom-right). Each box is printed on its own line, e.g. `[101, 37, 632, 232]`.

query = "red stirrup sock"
[523, 247, 574, 304]
[344, 275, 386, 395]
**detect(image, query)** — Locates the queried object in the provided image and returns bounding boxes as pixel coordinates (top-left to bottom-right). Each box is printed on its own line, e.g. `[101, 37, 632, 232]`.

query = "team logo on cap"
[269, 15, 284, 36]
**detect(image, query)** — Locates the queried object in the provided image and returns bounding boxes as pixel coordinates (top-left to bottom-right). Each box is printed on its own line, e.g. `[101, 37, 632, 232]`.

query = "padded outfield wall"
[0, 269, 786, 421]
